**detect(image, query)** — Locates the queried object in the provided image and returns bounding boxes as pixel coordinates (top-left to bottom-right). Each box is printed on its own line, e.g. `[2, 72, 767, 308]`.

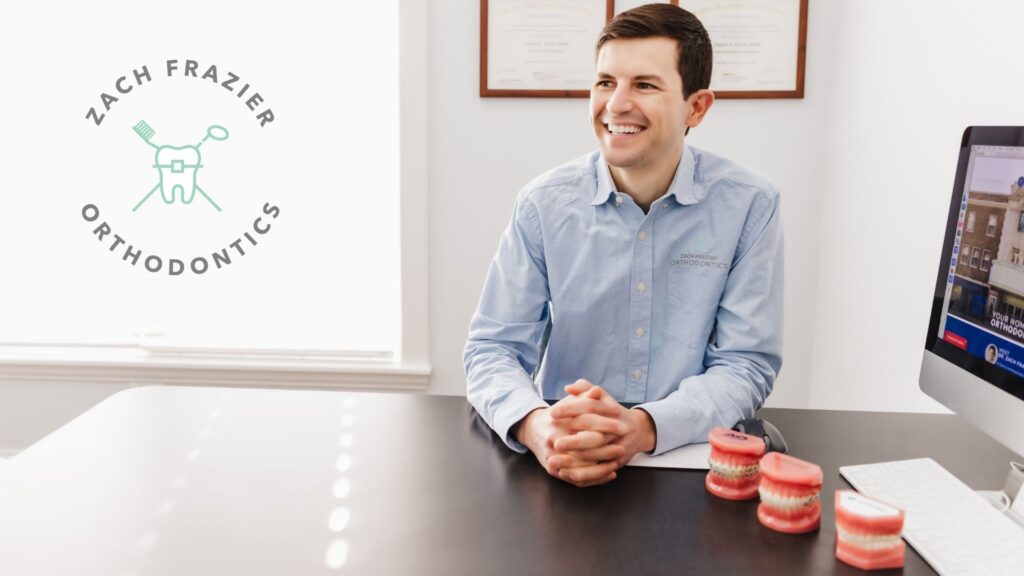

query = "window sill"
[0, 347, 430, 390]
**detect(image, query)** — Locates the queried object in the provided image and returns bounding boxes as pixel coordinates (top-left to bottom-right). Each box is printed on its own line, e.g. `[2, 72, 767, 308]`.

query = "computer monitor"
[923, 126, 1024, 459]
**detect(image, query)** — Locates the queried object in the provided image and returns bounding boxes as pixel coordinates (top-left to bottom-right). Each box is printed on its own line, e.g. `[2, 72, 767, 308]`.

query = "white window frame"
[986, 214, 998, 237]
[971, 247, 982, 269]
[0, 3, 430, 390]
[967, 211, 977, 232]
[981, 249, 992, 272]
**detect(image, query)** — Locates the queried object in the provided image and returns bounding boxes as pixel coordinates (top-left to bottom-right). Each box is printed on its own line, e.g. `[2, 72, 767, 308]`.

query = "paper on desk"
[626, 442, 710, 470]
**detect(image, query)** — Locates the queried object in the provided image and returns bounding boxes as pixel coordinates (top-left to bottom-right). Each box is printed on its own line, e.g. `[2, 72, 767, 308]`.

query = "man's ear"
[685, 89, 715, 131]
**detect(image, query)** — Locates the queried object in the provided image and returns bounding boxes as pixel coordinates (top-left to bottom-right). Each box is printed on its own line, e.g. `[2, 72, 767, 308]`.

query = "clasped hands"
[515, 379, 656, 488]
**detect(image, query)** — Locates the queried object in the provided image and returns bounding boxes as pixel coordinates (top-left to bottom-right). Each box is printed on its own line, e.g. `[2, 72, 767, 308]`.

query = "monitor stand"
[976, 461, 1024, 528]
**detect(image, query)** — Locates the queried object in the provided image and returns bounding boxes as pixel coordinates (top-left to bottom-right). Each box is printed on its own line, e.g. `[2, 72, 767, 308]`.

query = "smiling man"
[465, 4, 783, 488]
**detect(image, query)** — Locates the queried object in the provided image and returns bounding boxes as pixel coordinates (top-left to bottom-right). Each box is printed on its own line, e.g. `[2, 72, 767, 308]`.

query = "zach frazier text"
[85, 59, 275, 128]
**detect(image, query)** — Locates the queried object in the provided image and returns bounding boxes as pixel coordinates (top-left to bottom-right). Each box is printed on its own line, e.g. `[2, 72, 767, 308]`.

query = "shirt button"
[638, 231, 648, 241]
[637, 282, 646, 293]
[635, 327, 645, 337]
[632, 369, 642, 380]
[615, 196, 623, 206]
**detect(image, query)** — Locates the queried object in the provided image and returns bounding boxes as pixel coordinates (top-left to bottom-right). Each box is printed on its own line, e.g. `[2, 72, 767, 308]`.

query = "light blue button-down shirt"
[464, 145, 783, 455]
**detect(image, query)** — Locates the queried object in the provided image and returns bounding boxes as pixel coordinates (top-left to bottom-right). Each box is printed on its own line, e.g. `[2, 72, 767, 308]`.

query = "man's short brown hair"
[596, 4, 713, 98]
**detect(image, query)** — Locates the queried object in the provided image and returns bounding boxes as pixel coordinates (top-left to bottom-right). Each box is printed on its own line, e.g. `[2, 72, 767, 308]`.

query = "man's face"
[591, 37, 690, 171]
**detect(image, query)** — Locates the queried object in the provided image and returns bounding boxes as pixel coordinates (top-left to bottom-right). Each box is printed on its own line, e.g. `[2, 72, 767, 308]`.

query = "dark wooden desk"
[417, 401, 1021, 575]
[0, 387, 1019, 575]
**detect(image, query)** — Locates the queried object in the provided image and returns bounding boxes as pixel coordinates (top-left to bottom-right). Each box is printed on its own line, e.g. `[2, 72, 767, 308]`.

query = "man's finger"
[557, 461, 615, 482]
[564, 379, 594, 396]
[552, 430, 608, 452]
[572, 471, 618, 488]
[564, 413, 629, 435]
[548, 452, 596, 471]
[568, 443, 626, 462]
[558, 460, 620, 485]
[549, 397, 621, 419]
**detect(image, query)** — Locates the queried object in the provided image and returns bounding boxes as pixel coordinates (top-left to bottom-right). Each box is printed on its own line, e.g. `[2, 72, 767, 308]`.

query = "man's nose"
[607, 86, 634, 115]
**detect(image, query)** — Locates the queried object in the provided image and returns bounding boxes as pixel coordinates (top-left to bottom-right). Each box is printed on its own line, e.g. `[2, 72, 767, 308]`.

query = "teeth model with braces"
[705, 427, 766, 500]
[757, 452, 823, 534]
[834, 490, 906, 570]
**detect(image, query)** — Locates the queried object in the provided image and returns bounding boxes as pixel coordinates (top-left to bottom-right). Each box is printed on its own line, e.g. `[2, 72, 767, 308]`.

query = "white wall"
[808, 1, 1024, 412]
[426, 0, 838, 412]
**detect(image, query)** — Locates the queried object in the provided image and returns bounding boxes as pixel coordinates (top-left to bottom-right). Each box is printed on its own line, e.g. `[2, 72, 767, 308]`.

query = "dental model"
[705, 427, 766, 500]
[132, 120, 228, 212]
[757, 452, 823, 534]
[834, 490, 906, 570]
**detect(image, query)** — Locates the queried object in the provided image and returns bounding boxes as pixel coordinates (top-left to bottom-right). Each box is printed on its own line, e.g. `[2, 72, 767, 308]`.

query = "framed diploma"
[480, 0, 614, 98]
[685, 0, 808, 99]
[480, 0, 805, 99]
[614, 0, 679, 15]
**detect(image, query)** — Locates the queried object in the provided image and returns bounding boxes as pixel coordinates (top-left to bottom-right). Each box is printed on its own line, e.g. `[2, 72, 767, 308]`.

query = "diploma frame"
[480, 0, 804, 99]
[480, 0, 615, 98]
[697, 0, 809, 99]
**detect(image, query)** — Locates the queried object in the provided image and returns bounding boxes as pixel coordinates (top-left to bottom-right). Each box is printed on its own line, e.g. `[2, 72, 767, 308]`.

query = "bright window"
[0, 2, 407, 361]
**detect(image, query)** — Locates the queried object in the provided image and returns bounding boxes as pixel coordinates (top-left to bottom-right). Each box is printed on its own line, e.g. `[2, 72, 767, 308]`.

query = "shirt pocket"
[666, 266, 725, 340]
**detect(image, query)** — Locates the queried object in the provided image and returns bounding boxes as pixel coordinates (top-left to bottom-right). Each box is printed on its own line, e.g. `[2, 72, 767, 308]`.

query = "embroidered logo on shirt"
[670, 252, 730, 270]
[670, 233, 729, 270]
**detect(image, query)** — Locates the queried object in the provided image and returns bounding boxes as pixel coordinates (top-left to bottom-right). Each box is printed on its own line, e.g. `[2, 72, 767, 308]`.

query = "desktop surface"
[0, 386, 1018, 575]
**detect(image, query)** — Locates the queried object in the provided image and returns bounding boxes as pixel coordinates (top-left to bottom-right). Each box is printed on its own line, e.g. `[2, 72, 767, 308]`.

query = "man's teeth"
[608, 124, 643, 134]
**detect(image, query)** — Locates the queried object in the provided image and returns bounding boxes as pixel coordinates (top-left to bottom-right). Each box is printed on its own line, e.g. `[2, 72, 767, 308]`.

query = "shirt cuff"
[493, 388, 549, 454]
[635, 398, 704, 456]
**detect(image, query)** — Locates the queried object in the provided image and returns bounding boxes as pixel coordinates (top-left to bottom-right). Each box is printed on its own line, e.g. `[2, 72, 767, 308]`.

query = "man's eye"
[637, 82, 657, 90]
[595, 80, 613, 88]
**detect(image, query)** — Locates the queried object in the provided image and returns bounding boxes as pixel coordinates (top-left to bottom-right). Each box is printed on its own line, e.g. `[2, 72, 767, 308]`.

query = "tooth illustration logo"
[81, 60, 282, 275]
[132, 120, 229, 212]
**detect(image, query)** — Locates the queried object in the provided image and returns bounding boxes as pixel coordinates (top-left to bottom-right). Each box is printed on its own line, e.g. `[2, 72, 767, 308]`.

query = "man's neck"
[608, 145, 683, 213]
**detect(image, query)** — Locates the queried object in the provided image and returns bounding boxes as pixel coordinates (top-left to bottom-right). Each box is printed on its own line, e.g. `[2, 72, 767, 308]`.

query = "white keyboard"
[840, 458, 1024, 576]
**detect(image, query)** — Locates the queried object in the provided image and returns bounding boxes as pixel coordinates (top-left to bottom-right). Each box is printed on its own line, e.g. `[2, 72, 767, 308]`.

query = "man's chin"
[598, 138, 645, 164]
[601, 151, 643, 169]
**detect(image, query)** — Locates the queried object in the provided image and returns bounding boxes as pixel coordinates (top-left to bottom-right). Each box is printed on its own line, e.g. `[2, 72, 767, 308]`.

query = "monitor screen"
[924, 127, 1024, 457]
[936, 144, 1024, 381]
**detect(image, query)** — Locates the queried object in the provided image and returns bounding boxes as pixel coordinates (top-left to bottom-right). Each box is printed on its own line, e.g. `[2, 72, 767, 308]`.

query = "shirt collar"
[591, 146, 701, 206]
[592, 154, 619, 206]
